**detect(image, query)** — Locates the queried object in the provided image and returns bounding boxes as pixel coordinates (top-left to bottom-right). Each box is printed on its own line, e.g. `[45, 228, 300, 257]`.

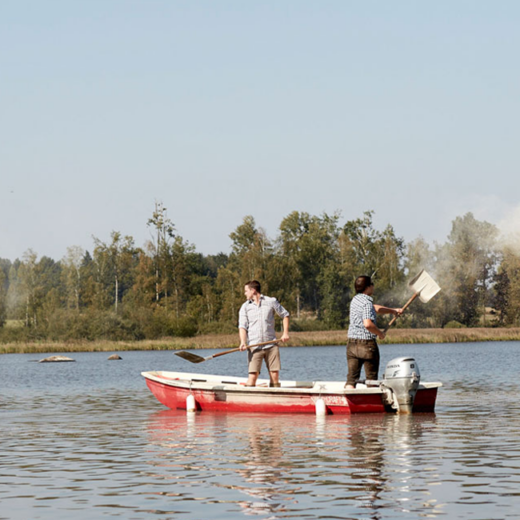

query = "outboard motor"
[382, 357, 420, 413]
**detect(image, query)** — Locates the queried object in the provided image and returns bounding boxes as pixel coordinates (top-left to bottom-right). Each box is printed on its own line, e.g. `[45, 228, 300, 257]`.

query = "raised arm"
[374, 305, 403, 316]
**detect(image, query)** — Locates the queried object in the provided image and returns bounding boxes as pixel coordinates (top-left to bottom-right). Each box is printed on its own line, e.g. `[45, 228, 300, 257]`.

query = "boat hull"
[143, 371, 441, 414]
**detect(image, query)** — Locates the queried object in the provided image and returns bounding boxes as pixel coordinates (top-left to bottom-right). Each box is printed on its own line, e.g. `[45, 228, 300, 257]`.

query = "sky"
[1, 1, 519, 262]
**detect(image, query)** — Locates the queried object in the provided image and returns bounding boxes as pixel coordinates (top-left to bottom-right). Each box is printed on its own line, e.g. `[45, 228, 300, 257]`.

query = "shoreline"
[1, 327, 520, 355]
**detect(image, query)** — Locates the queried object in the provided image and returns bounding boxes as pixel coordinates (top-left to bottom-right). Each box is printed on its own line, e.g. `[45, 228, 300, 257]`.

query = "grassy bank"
[1, 328, 520, 355]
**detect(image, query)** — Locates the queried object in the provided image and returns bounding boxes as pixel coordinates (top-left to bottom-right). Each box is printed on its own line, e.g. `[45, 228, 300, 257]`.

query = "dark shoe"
[269, 383, 281, 388]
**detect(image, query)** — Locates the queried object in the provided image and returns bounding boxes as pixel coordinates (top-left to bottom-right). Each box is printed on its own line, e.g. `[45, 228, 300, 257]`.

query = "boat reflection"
[145, 410, 437, 517]
[234, 419, 292, 516]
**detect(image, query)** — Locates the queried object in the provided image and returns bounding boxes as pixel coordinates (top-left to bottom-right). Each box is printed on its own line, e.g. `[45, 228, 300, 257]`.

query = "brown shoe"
[269, 383, 281, 388]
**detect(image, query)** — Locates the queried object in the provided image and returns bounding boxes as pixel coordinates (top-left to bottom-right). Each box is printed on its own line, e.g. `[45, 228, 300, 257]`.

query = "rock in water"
[39, 356, 75, 363]
[107, 354, 122, 360]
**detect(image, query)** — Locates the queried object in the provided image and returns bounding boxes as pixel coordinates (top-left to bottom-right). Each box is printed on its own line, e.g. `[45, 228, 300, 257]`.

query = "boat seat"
[291, 381, 315, 388]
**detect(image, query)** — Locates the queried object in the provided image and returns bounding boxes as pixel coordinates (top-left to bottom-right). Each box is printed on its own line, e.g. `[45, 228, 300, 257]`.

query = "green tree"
[35, 256, 63, 324]
[278, 211, 343, 321]
[168, 236, 198, 318]
[229, 215, 273, 283]
[215, 216, 274, 324]
[92, 232, 139, 313]
[126, 248, 156, 308]
[201, 253, 228, 278]
[216, 265, 242, 324]
[147, 202, 175, 303]
[77, 251, 104, 310]
[342, 211, 382, 277]
[341, 211, 405, 307]
[317, 261, 347, 328]
[186, 275, 220, 327]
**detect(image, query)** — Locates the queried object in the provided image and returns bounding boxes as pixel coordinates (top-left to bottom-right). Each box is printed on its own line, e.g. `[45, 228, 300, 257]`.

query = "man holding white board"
[346, 275, 403, 389]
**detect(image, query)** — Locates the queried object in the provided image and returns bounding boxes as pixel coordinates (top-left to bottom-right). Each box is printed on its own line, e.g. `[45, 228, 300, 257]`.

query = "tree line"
[1, 204, 519, 342]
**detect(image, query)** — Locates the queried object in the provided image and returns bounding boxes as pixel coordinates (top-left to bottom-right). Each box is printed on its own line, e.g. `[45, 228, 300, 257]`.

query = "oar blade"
[174, 350, 206, 364]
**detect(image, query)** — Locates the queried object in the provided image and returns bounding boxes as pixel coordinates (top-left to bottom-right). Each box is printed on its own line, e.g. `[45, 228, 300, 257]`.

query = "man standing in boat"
[346, 275, 403, 389]
[238, 280, 290, 387]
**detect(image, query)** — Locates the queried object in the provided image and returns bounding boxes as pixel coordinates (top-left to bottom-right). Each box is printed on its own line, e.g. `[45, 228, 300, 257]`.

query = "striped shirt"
[238, 295, 290, 350]
[348, 293, 377, 340]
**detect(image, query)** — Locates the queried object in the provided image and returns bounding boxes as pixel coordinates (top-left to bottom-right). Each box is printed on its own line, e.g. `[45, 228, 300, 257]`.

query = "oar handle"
[383, 292, 419, 333]
[211, 339, 280, 359]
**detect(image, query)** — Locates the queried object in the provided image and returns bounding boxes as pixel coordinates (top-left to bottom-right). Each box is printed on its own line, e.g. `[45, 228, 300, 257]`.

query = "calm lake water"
[1, 342, 520, 520]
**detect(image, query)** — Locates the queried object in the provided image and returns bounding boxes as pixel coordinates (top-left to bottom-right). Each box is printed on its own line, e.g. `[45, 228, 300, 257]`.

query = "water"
[1, 342, 520, 519]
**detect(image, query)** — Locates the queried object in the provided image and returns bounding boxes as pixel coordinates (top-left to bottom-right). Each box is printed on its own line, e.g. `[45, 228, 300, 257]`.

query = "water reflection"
[235, 421, 289, 516]
[144, 410, 438, 519]
[346, 415, 386, 518]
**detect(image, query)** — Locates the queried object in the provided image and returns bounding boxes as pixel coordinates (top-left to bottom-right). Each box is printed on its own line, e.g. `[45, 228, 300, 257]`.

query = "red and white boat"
[142, 357, 441, 414]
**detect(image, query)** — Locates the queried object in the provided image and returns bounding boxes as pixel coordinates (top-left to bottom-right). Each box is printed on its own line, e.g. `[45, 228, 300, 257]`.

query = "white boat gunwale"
[141, 370, 442, 395]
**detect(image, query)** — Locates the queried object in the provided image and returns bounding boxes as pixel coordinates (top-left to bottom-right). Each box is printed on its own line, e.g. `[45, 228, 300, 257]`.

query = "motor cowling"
[382, 357, 421, 413]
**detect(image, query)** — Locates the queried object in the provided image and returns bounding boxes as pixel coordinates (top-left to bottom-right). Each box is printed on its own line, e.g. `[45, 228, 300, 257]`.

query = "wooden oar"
[175, 339, 280, 364]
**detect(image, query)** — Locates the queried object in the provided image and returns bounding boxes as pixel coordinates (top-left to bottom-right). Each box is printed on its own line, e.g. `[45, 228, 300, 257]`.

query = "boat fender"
[186, 394, 197, 413]
[315, 398, 326, 416]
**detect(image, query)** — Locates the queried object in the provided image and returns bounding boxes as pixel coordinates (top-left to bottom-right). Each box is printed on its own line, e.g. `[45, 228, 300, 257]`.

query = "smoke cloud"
[497, 205, 520, 256]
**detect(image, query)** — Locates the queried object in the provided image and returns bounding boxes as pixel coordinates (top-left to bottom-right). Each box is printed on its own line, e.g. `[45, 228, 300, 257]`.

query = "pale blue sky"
[1, 1, 519, 261]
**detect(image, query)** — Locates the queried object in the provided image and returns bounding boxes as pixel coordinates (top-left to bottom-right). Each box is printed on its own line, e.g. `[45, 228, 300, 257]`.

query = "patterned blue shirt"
[238, 295, 290, 350]
[348, 293, 377, 340]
